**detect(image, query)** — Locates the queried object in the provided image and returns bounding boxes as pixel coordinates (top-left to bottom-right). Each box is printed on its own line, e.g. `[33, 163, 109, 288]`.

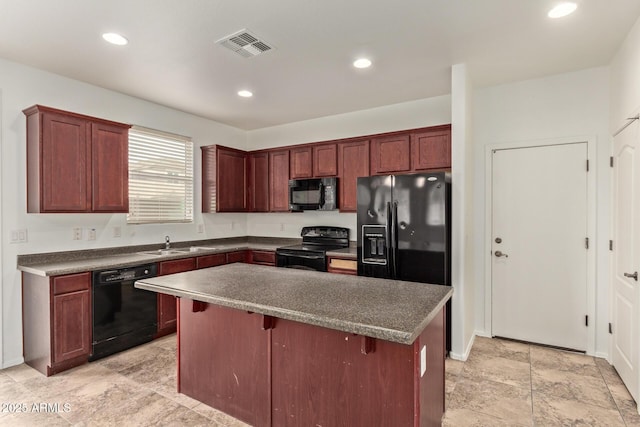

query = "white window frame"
[127, 126, 194, 224]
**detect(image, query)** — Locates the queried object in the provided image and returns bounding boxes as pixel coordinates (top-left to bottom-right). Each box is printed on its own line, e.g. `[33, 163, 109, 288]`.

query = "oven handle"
[277, 252, 325, 260]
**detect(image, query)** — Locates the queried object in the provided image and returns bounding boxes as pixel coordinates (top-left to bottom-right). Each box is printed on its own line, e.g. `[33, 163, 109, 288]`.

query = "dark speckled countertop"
[135, 263, 452, 345]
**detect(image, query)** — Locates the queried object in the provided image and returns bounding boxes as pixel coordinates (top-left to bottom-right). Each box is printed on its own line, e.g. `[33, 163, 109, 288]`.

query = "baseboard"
[594, 351, 610, 363]
[2, 356, 24, 370]
[449, 332, 477, 361]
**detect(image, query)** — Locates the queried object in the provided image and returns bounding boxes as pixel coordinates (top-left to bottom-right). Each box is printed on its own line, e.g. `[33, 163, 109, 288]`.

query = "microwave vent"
[216, 29, 274, 58]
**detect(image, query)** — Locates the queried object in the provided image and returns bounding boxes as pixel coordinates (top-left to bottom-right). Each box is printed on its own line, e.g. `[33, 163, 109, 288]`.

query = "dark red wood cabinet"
[196, 253, 227, 269]
[338, 139, 370, 212]
[226, 250, 248, 264]
[23, 105, 130, 213]
[248, 250, 276, 266]
[411, 127, 452, 171]
[289, 146, 313, 179]
[370, 134, 412, 175]
[157, 258, 196, 336]
[269, 150, 290, 212]
[249, 152, 270, 212]
[312, 143, 338, 177]
[202, 145, 248, 213]
[22, 271, 92, 376]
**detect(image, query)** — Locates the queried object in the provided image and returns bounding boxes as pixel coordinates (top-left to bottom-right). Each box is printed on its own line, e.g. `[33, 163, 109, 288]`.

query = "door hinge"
[610, 156, 614, 167]
[585, 315, 589, 326]
[585, 237, 589, 249]
[586, 159, 590, 171]
[609, 323, 613, 334]
[609, 240, 613, 251]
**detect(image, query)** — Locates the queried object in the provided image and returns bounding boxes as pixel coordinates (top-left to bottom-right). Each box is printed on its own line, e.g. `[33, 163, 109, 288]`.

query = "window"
[127, 126, 194, 224]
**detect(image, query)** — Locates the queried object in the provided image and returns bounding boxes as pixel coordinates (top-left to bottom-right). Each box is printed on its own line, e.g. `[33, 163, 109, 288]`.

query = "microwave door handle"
[319, 182, 325, 208]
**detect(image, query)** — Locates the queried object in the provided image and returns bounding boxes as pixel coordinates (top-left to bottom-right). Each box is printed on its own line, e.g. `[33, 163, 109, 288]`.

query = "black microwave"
[289, 178, 338, 211]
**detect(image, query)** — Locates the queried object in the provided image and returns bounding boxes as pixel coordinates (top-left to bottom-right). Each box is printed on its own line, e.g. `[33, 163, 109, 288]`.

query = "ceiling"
[1, 1, 639, 130]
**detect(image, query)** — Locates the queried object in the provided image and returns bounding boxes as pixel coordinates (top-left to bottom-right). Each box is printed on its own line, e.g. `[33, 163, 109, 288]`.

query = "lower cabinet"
[157, 258, 196, 336]
[327, 256, 357, 275]
[248, 250, 276, 266]
[22, 272, 91, 376]
[226, 250, 248, 264]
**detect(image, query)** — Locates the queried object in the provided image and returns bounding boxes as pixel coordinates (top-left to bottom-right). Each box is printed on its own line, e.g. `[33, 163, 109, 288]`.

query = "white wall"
[246, 96, 452, 239]
[610, 15, 640, 130]
[473, 67, 611, 356]
[0, 58, 248, 367]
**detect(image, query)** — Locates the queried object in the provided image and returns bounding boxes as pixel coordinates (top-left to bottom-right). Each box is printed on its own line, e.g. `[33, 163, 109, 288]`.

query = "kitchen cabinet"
[338, 139, 370, 212]
[158, 258, 196, 336]
[248, 152, 270, 212]
[22, 271, 91, 376]
[23, 105, 130, 213]
[202, 145, 248, 213]
[226, 250, 248, 264]
[313, 143, 338, 177]
[248, 250, 276, 266]
[289, 146, 313, 179]
[196, 253, 227, 269]
[269, 149, 290, 212]
[411, 126, 451, 171]
[327, 256, 357, 275]
[370, 134, 411, 175]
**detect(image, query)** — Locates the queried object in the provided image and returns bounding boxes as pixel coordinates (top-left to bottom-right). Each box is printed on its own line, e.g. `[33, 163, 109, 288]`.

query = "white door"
[612, 119, 640, 403]
[491, 143, 588, 351]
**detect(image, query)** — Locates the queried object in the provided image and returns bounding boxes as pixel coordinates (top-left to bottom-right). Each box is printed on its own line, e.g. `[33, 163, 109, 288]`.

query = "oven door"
[276, 250, 327, 271]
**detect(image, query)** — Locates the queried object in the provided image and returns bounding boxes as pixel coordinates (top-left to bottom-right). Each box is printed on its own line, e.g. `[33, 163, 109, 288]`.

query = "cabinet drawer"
[159, 258, 196, 275]
[327, 257, 357, 275]
[52, 272, 91, 295]
[251, 250, 276, 265]
[197, 253, 227, 269]
[227, 250, 248, 264]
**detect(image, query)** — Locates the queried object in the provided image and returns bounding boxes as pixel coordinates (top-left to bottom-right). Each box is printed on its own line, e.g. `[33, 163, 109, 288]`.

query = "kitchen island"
[135, 263, 452, 427]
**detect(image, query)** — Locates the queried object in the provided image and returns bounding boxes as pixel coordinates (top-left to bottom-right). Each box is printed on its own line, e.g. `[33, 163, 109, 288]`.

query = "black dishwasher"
[90, 264, 158, 361]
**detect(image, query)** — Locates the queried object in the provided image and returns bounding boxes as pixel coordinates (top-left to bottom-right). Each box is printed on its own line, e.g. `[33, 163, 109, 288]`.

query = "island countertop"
[135, 263, 452, 345]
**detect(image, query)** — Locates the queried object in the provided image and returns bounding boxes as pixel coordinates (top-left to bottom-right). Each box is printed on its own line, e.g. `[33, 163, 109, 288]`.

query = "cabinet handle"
[624, 272, 638, 281]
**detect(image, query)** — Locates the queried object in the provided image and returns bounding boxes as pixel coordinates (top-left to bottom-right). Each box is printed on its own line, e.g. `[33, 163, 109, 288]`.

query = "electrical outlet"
[197, 224, 204, 233]
[113, 226, 122, 238]
[73, 227, 82, 240]
[88, 228, 96, 241]
[10, 229, 28, 243]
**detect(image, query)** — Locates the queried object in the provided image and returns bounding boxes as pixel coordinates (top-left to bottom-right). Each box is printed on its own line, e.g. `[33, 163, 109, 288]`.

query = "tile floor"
[0, 334, 638, 426]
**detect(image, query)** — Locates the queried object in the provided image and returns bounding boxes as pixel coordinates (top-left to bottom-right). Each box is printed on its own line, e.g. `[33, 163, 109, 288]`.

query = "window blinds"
[127, 126, 194, 224]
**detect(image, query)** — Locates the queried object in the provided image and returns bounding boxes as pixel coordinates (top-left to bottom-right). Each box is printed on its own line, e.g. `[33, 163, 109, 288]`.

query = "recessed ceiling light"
[102, 32, 128, 46]
[353, 58, 372, 69]
[548, 2, 577, 18]
[238, 90, 253, 98]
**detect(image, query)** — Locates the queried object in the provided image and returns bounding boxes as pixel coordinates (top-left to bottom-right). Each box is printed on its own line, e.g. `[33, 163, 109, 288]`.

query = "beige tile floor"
[0, 334, 638, 426]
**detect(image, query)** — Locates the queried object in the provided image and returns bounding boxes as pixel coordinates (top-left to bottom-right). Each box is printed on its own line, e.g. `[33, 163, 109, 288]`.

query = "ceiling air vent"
[216, 29, 274, 58]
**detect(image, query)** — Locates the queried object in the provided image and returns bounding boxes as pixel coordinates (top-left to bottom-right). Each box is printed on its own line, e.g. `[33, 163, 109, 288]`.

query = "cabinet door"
[249, 152, 269, 212]
[158, 258, 196, 333]
[217, 147, 248, 212]
[411, 129, 451, 171]
[338, 140, 370, 212]
[91, 122, 129, 212]
[289, 146, 313, 179]
[53, 290, 91, 363]
[201, 146, 217, 213]
[197, 253, 227, 269]
[313, 143, 337, 177]
[269, 150, 290, 212]
[41, 112, 90, 212]
[226, 250, 248, 264]
[249, 250, 276, 266]
[371, 134, 411, 174]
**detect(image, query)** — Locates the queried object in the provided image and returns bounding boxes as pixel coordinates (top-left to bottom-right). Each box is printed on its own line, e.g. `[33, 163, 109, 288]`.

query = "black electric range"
[276, 226, 350, 271]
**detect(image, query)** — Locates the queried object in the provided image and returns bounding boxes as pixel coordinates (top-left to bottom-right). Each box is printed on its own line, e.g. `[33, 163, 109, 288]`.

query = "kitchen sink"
[138, 249, 192, 256]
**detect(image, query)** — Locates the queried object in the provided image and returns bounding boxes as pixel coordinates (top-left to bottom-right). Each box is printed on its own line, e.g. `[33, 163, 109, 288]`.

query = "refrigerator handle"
[389, 200, 398, 279]
[386, 201, 393, 278]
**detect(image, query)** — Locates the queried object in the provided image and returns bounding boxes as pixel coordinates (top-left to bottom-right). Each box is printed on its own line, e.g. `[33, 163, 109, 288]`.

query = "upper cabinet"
[202, 145, 248, 213]
[248, 152, 270, 212]
[312, 143, 338, 177]
[289, 146, 313, 179]
[23, 105, 130, 213]
[411, 127, 451, 171]
[269, 150, 290, 212]
[338, 139, 370, 212]
[370, 134, 411, 175]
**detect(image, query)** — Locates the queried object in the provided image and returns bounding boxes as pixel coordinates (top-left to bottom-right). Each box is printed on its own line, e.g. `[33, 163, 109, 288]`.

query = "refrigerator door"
[357, 175, 393, 278]
[393, 173, 449, 285]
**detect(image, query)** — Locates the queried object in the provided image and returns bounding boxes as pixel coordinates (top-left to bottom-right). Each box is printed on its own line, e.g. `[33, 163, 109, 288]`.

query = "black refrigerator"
[357, 172, 451, 350]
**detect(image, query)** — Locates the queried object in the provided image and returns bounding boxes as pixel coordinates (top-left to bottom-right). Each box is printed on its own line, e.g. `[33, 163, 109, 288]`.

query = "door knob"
[624, 272, 638, 281]
[494, 250, 508, 258]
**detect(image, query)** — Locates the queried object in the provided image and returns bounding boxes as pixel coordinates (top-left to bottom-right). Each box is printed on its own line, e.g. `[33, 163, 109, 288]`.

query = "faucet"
[165, 235, 170, 250]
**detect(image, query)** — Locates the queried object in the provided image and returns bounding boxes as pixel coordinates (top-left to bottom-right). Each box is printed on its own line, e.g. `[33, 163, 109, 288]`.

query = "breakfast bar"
[135, 263, 452, 427]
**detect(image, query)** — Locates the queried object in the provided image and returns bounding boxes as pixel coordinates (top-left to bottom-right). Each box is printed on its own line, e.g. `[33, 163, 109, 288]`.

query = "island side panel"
[177, 298, 271, 427]
[414, 306, 445, 426]
[271, 318, 415, 427]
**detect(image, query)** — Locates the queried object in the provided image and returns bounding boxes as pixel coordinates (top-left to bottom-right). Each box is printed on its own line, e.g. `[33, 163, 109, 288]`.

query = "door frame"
[483, 136, 596, 355]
